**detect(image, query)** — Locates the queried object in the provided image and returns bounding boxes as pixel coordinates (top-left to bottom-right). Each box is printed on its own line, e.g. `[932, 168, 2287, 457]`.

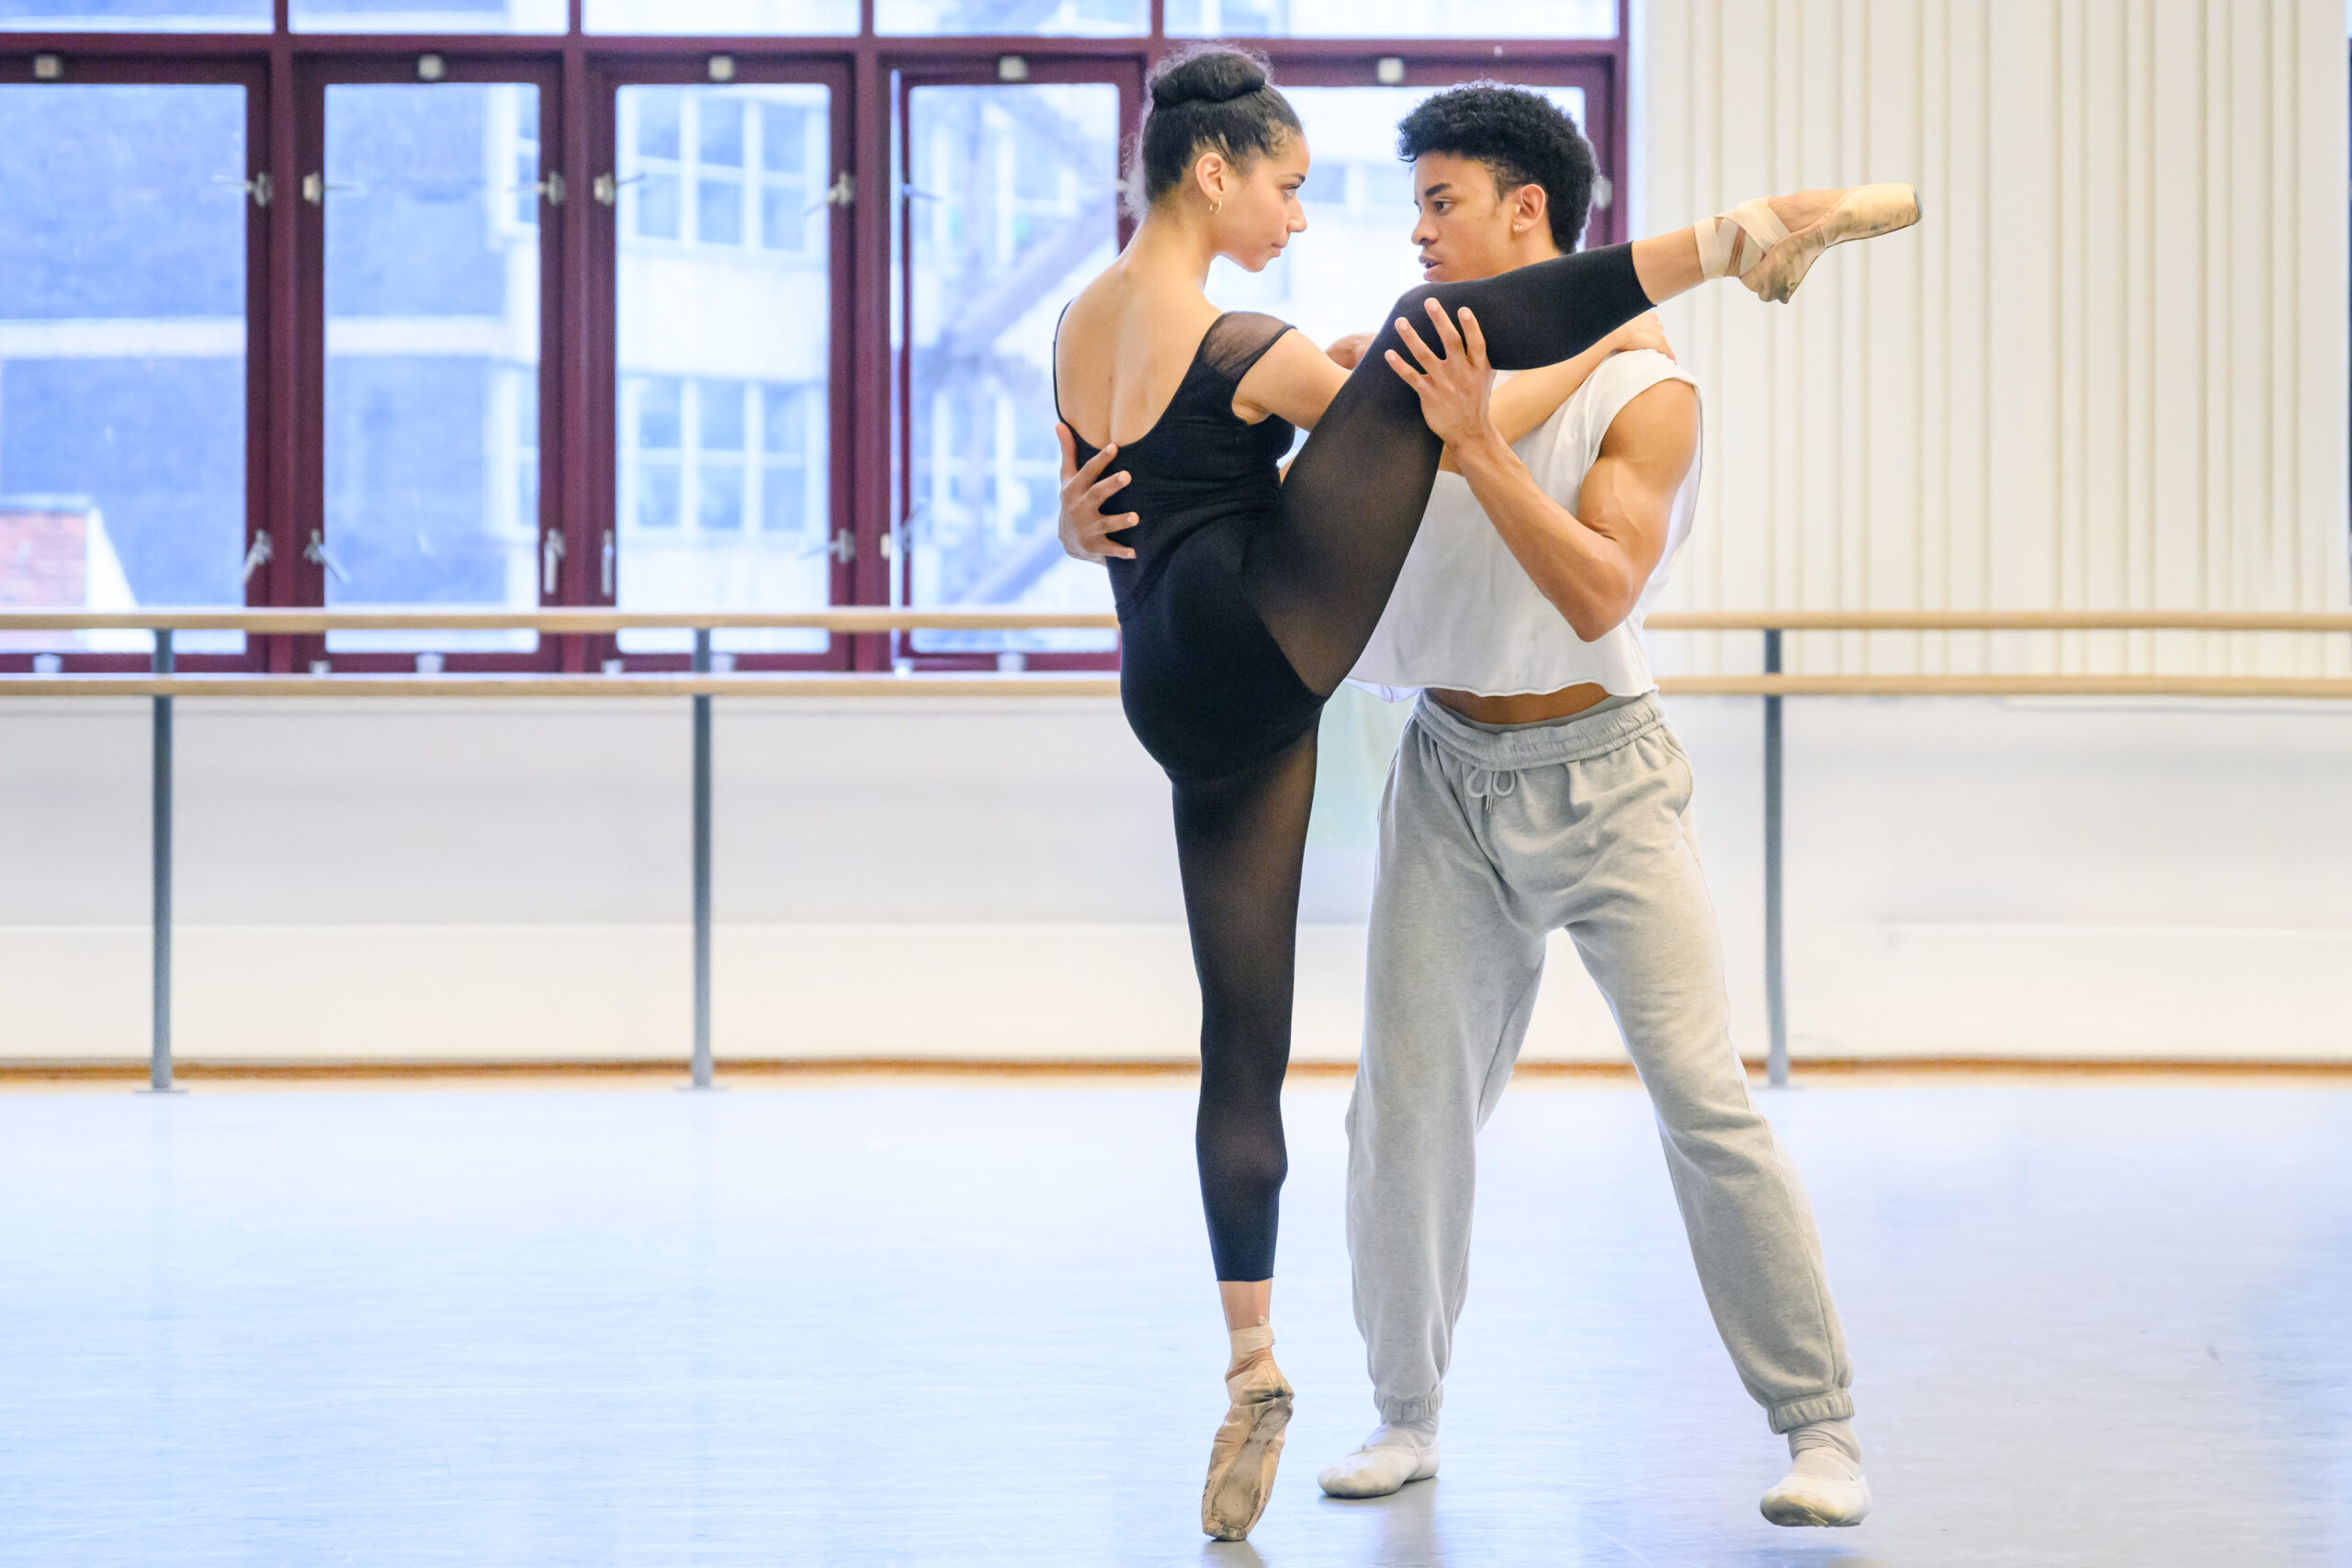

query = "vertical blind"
[1640, 0, 2350, 677]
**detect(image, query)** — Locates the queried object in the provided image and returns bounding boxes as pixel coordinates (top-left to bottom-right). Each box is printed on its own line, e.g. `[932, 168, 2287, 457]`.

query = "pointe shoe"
[1201, 1354, 1294, 1540]
[1744, 183, 1921, 304]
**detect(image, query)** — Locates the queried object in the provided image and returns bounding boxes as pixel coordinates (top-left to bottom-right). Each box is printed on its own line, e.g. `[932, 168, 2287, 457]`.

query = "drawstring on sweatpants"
[1462, 767, 1518, 800]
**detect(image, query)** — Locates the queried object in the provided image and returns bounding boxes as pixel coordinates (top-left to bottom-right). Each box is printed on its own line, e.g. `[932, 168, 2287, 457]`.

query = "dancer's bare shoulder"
[1054, 271, 1226, 449]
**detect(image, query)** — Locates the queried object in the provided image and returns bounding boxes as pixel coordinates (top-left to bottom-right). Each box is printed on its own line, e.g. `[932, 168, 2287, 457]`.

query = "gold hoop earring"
[1210, 199, 1222, 215]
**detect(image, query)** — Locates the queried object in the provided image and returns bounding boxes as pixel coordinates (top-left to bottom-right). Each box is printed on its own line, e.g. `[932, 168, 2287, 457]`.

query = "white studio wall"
[6, 1, 2352, 1071]
[4, 693, 2349, 1067]
[1638, 0, 2351, 680]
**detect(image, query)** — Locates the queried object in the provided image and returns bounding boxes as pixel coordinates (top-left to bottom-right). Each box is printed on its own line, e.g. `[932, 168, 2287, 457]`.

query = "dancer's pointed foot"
[1317, 1419, 1439, 1499]
[1745, 183, 1921, 303]
[1202, 1344, 1294, 1540]
[1759, 1417, 1872, 1527]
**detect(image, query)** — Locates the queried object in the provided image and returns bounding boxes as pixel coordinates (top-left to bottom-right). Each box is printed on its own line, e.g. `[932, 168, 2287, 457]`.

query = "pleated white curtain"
[1634, 0, 2350, 677]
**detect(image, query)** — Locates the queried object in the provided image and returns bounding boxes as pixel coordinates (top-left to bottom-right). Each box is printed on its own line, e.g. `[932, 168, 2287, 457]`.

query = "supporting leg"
[1346, 716, 1543, 1432]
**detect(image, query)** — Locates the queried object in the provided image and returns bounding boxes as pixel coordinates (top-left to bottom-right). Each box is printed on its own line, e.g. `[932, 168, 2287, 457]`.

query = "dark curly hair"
[1130, 44, 1303, 216]
[1396, 84, 1596, 252]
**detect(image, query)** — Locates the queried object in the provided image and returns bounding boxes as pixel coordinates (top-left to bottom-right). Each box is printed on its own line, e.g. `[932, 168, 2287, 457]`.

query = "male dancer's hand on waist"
[1055, 422, 1140, 563]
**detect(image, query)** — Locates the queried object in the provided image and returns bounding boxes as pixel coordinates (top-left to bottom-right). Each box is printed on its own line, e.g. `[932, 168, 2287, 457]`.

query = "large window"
[1167, 0, 1614, 37]
[614, 80, 837, 659]
[0, 0, 269, 28]
[292, 0, 562, 32]
[0, 80, 254, 660]
[900, 81, 1123, 660]
[321, 80, 547, 654]
[0, 5, 1624, 673]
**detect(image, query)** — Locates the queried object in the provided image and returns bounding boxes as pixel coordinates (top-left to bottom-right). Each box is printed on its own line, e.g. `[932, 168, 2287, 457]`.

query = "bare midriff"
[1428, 682, 1616, 727]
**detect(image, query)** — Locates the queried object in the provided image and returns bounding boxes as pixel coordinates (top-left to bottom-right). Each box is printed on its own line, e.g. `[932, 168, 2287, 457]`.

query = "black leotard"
[1054, 244, 1657, 1282]
[1058, 311, 1316, 783]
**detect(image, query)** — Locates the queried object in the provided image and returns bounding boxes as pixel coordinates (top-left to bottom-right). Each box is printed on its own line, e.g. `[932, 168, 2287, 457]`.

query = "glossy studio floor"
[3, 1073, 2349, 1568]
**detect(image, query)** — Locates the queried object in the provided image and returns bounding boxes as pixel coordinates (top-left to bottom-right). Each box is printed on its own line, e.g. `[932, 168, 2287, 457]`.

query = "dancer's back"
[1053, 284, 1297, 608]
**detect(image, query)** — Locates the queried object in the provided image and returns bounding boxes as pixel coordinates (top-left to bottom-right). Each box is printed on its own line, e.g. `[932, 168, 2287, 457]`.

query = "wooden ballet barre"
[1644, 610, 2352, 633]
[3, 608, 2350, 635]
[6, 672, 2352, 700]
[0, 608, 1125, 634]
[0, 673, 1125, 698]
[1660, 674, 2352, 699]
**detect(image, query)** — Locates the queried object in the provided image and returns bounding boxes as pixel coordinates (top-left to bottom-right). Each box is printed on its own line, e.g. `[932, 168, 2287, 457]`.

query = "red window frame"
[882, 55, 1143, 675]
[288, 51, 568, 675]
[0, 0, 1630, 677]
[585, 53, 856, 674]
[0, 47, 272, 674]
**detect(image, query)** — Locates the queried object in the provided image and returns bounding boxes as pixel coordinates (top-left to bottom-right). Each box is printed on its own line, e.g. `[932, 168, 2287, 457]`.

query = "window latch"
[541, 529, 567, 596]
[829, 528, 854, 565]
[301, 173, 363, 205]
[304, 529, 349, 586]
[807, 172, 854, 214]
[593, 172, 646, 208]
[600, 530, 616, 599]
[514, 172, 565, 207]
[240, 529, 273, 585]
[215, 172, 273, 209]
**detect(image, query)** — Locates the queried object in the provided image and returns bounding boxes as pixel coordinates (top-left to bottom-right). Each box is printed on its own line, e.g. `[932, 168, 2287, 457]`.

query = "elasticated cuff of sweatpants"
[1766, 1391, 1856, 1434]
[1376, 1389, 1443, 1426]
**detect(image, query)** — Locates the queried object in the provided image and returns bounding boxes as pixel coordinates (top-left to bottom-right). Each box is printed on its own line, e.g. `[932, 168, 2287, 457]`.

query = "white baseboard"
[1789, 922, 2352, 1059]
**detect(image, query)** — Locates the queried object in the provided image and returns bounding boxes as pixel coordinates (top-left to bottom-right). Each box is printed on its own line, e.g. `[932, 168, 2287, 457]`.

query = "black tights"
[1183, 243, 1657, 1282]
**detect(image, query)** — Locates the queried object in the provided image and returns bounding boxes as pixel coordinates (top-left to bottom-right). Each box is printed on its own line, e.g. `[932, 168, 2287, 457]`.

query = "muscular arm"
[1444, 378, 1700, 643]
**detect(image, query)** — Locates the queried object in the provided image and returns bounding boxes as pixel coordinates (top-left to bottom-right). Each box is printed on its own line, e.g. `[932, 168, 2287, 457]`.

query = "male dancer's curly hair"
[1396, 84, 1597, 253]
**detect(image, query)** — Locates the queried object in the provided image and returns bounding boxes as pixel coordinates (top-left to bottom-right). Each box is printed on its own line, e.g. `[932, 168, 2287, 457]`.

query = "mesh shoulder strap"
[1197, 311, 1295, 384]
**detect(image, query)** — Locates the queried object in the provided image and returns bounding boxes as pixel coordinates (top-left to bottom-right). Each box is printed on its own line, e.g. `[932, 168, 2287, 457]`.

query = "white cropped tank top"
[1349, 349, 1702, 702]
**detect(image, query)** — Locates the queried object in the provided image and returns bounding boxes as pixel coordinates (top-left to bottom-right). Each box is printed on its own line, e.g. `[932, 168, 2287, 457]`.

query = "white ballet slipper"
[1317, 1422, 1439, 1499]
[1743, 183, 1922, 303]
[1201, 1330, 1294, 1541]
[1759, 1418, 1872, 1527]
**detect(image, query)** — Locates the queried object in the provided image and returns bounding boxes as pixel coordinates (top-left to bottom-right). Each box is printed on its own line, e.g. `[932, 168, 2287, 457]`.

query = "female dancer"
[1049, 45, 1916, 1540]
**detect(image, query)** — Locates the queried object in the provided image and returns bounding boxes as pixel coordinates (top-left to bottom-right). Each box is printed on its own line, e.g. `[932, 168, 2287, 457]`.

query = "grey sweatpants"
[1344, 692, 1854, 1434]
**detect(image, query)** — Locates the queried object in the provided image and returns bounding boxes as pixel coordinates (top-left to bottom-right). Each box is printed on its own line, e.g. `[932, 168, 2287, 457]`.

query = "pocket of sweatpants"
[1639, 727, 1698, 819]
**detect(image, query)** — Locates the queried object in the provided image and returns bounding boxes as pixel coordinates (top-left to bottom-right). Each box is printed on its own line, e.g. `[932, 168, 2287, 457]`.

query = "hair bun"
[1149, 49, 1269, 109]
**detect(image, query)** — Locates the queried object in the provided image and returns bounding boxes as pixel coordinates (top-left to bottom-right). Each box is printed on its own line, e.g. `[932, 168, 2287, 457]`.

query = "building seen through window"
[903, 83, 1122, 656]
[616, 85, 833, 655]
[0, 83, 248, 652]
[322, 82, 544, 652]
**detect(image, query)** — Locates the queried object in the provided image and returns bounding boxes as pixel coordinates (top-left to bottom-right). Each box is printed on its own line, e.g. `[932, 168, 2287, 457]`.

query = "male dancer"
[1057, 85, 1870, 1528]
